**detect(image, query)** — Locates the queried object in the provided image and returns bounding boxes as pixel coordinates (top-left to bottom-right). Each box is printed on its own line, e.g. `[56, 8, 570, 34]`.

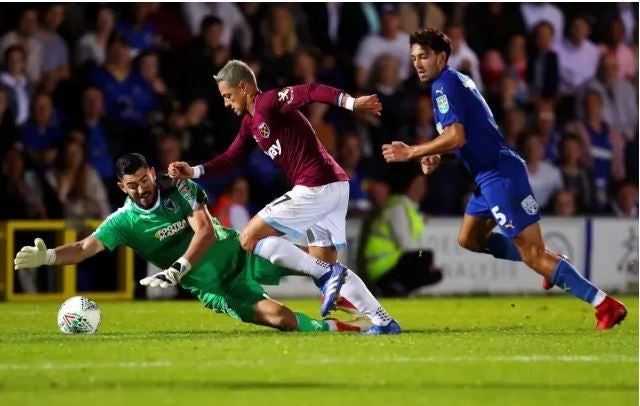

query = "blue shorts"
[465, 152, 541, 238]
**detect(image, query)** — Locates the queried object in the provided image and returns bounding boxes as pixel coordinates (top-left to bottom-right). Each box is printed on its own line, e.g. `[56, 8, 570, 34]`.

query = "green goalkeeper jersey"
[93, 178, 240, 276]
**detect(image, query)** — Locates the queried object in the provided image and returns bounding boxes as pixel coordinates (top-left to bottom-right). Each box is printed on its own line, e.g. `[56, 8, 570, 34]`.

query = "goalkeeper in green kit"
[13, 153, 368, 333]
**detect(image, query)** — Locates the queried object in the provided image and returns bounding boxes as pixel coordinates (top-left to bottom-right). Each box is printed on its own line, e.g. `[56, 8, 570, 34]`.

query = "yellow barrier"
[0, 220, 134, 302]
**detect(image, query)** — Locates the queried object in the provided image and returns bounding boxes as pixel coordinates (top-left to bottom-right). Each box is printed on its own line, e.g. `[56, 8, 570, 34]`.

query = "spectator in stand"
[210, 177, 252, 232]
[558, 134, 597, 213]
[505, 34, 528, 83]
[0, 8, 43, 83]
[338, 133, 371, 213]
[75, 6, 115, 69]
[91, 33, 154, 130]
[445, 24, 483, 92]
[77, 86, 122, 183]
[556, 15, 600, 96]
[520, 2, 564, 47]
[481, 50, 505, 93]
[35, 4, 70, 92]
[522, 134, 564, 211]
[599, 16, 636, 81]
[527, 21, 559, 106]
[135, 50, 170, 124]
[0, 86, 20, 157]
[45, 137, 110, 221]
[567, 90, 626, 210]
[0, 147, 48, 220]
[260, 5, 303, 87]
[578, 52, 638, 141]
[611, 181, 638, 218]
[399, 3, 446, 33]
[502, 108, 527, 150]
[0, 45, 32, 126]
[465, 3, 525, 56]
[21, 93, 63, 168]
[115, 3, 157, 53]
[411, 94, 436, 143]
[354, 3, 411, 90]
[488, 74, 527, 125]
[534, 102, 563, 163]
[155, 133, 183, 171]
[181, 3, 252, 56]
[552, 189, 578, 216]
[178, 98, 219, 163]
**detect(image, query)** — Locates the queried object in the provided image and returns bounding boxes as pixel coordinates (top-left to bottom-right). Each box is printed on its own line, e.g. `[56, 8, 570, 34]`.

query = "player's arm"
[14, 236, 105, 270]
[273, 84, 382, 117]
[168, 121, 254, 180]
[382, 123, 465, 163]
[140, 204, 216, 288]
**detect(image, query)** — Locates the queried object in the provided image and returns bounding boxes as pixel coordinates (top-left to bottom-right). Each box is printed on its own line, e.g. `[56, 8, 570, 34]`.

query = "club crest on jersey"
[258, 122, 270, 138]
[436, 95, 449, 114]
[164, 199, 176, 211]
[521, 195, 539, 215]
[277, 87, 294, 104]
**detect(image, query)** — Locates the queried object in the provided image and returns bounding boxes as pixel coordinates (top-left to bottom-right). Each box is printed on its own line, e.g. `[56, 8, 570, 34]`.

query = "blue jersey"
[432, 66, 507, 182]
[432, 67, 541, 236]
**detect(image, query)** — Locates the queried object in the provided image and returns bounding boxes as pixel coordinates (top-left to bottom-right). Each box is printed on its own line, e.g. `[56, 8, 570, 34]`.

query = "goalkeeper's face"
[118, 167, 158, 209]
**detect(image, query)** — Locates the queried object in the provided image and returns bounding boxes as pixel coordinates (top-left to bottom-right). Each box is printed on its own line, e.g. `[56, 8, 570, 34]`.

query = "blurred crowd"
[0, 2, 637, 228]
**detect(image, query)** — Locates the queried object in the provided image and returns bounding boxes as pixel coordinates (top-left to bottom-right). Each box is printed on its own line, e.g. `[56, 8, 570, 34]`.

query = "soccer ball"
[57, 296, 101, 334]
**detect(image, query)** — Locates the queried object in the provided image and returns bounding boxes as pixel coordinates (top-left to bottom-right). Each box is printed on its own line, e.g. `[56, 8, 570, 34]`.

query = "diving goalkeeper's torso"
[92, 178, 247, 287]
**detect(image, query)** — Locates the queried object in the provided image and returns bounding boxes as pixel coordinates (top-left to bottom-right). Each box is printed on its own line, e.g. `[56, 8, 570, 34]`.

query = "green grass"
[0, 296, 637, 406]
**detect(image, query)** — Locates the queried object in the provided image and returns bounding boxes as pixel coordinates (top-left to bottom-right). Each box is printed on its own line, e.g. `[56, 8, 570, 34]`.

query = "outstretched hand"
[420, 154, 441, 175]
[168, 161, 193, 180]
[354, 94, 382, 116]
[382, 141, 413, 163]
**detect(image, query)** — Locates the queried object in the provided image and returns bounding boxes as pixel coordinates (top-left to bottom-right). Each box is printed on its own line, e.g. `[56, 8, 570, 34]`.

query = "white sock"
[340, 270, 392, 326]
[591, 290, 607, 307]
[253, 236, 330, 279]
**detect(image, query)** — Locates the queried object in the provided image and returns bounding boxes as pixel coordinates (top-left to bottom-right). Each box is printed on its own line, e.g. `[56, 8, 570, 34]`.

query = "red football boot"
[595, 296, 628, 330]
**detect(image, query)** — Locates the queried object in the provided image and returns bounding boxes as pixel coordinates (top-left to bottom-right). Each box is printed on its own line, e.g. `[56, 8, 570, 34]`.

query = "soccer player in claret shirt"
[13, 153, 371, 333]
[168, 60, 400, 334]
[382, 29, 626, 330]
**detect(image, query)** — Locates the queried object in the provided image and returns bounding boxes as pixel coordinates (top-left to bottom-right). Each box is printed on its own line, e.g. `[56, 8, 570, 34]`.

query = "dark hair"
[410, 28, 452, 60]
[107, 31, 130, 49]
[201, 15, 223, 34]
[116, 153, 149, 180]
[4, 44, 26, 64]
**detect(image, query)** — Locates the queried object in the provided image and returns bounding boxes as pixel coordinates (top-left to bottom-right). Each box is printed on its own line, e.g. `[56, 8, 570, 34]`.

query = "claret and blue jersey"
[432, 66, 541, 237]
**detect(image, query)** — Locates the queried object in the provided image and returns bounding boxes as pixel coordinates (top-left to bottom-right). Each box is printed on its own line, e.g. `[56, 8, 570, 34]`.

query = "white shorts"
[258, 181, 349, 248]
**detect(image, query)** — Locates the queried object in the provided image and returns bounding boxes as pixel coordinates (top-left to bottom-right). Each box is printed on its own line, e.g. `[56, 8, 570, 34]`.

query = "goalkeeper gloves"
[14, 238, 56, 270]
[139, 257, 191, 288]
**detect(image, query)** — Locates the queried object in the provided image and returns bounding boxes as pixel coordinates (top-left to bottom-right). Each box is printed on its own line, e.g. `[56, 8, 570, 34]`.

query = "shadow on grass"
[2, 380, 636, 393]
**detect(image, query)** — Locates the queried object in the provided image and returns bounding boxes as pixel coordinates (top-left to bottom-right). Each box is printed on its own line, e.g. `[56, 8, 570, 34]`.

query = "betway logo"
[154, 219, 188, 241]
[264, 139, 281, 159]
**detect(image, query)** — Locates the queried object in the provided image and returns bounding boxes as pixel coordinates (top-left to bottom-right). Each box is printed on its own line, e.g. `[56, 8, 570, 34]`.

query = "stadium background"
[0, 3, 637, 299]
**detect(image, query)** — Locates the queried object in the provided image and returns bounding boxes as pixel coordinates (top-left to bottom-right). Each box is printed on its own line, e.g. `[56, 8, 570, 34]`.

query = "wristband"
[192, 165, 204, 179]
[173, 256, 192, 276]
[345, 96, 356, 111]
[45, 249, 56, 265]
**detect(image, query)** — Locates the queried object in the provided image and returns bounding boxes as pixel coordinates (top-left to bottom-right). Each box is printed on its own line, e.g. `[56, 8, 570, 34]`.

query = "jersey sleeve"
[176, 179, 209, 214]
[432, 78, 461, 128]
[201, 118, 254, 177]
[92, 208, 128, 251]
[261, 84, 343, 114]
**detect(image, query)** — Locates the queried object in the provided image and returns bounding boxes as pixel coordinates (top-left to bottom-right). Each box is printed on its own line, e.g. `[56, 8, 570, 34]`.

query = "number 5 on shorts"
[491, 205, 506, 226]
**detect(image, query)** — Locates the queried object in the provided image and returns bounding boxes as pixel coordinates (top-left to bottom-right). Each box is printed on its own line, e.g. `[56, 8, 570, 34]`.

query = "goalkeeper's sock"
[551, 259, 606, 306]
[294, 312, 329, 332]
[484, 232, 522, 261]
[338, 270, 393, 326]
[253, 236, 330, 279]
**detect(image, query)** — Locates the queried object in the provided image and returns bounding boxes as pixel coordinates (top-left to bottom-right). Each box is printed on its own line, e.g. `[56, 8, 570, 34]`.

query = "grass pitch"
[0, 296, 637, 405]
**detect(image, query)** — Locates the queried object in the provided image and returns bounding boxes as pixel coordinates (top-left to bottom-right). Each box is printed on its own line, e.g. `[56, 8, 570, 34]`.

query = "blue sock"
[485, 232, 522, 261]
[551, 259, 598, 303]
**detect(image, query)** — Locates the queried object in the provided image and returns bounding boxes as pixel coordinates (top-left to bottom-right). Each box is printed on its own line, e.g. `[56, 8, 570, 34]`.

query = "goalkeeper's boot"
[542, 253, 570, 290]
[319, 264, 347, 317]
[595, 296, 627, 330]
[359, 319, 402, 335]
[324, 317, 372, 332]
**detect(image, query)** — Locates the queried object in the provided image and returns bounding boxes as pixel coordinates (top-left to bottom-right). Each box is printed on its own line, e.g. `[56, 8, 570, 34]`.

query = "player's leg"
[512, 222, 627, 329]
[307, 185, 400, 334]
